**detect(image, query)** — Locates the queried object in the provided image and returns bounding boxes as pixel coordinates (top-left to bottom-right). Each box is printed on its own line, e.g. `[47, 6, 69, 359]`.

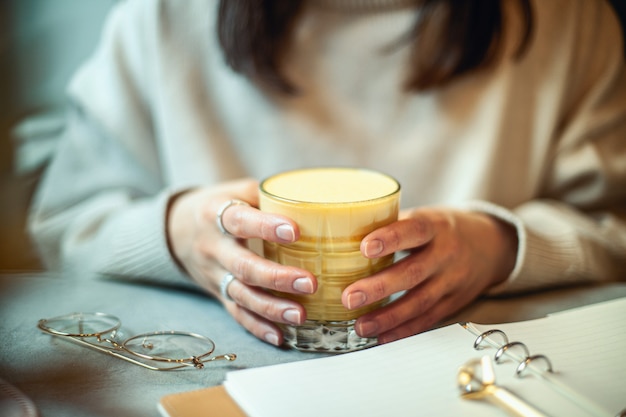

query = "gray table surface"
[1, 272, 625, 417]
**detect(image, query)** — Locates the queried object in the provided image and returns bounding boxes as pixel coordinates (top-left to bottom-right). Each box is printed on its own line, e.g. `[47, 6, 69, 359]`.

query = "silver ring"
[216, 199, 250, 238]
[220, 273, 237, 303]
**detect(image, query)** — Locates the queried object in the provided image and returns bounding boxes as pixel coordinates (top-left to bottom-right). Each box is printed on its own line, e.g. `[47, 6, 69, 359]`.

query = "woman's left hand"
[342, 206, 518, 344]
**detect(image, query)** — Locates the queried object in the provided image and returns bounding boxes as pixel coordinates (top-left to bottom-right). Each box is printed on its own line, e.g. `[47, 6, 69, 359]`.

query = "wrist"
[456, 200, 523, 288]
[486, 213, 519, 286]
[165, 188, 198, 273]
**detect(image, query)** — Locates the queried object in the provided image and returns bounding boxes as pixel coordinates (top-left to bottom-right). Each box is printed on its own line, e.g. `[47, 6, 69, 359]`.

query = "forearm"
[30, 187, 193, 287]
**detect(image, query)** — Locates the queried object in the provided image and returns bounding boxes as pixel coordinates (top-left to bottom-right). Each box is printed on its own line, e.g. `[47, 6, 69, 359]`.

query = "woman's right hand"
[166, 178, 317, 346]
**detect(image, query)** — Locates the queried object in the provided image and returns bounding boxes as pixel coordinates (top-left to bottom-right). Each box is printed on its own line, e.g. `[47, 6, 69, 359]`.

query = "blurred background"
[0, 0, 624, 273]
[0, 0, 117, 272]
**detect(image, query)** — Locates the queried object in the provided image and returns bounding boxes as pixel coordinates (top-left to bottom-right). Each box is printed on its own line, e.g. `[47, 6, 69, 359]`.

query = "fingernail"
[358, 320, 378, 337]
[347, 291, 367, 309]
[276, 224, 295, 241]
[364, 239, 384, 257]
[293, 277, 314, 294]
[264, 332, 280, 346]
[282, 308, 302, 325]
[377, 333, 393, 345]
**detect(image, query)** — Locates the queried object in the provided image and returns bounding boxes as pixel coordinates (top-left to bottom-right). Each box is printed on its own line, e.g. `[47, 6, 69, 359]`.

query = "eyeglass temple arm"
[63, 335, 236, 371]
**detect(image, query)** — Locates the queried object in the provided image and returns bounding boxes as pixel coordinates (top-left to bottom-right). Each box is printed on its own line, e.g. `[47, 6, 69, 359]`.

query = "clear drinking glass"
[259, 167, 400, 352]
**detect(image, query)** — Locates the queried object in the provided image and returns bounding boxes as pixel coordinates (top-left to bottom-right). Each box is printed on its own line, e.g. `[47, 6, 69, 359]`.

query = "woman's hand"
[342, 206, 518, 344]
[167, 178, 317, 346]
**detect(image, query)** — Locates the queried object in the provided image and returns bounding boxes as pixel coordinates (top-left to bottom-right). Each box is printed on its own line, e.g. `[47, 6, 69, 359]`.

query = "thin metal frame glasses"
[38, 312, 236, 371]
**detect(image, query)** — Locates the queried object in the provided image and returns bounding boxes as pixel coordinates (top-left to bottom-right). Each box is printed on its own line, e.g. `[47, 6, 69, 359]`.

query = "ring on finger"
[216, 199, 251, 238]
[220, 272, 237, 303]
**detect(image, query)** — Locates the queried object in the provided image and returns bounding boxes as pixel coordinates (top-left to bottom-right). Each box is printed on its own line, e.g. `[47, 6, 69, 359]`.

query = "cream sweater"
[29, 0, 626, 294]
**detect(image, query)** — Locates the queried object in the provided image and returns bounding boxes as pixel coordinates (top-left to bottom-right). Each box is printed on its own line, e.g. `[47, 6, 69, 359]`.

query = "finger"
[224, 302, 284, 346]
[376, 296, 455, 344]
[221, 204, 300, 243]
[226, 277, 307, 326]
[188, 176, 298, 243]
[361, 215, 436, 258]
[342, 248, 440, 310]
[353, 279, 446, 338]
[211, 239, 317, 295]
[376, 292, 470, 344]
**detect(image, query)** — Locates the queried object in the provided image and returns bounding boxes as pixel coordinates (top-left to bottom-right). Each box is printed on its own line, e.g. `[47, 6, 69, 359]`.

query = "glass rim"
[259, 167, 401, 205]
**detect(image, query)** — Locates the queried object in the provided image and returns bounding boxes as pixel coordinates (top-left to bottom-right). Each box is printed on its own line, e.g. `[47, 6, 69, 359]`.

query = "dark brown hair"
[217, 0, 533, 94]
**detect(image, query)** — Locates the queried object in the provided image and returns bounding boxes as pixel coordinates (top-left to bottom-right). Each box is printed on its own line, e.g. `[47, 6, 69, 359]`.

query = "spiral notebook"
[159, 297, 626, 417]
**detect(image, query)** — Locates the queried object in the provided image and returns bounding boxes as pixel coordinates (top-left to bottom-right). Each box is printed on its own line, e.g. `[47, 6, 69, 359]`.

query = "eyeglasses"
[38, 312, 236, 371]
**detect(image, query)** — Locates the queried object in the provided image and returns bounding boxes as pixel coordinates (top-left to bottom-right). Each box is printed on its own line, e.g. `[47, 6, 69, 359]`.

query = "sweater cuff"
[103, 188, 196, 288]
[492, 226, 582, 293]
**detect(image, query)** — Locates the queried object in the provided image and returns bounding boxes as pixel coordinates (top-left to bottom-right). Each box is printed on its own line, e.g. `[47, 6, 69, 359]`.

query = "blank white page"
[471, 297, 626, 416]
[224, 298, 625, 417]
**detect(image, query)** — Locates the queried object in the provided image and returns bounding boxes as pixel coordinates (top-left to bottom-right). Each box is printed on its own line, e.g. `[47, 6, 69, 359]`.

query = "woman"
[29, 0, 626, 347]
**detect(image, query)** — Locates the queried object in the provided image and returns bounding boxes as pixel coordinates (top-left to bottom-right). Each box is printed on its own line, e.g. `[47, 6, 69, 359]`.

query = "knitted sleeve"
[28, 0, 193, 287]
[483, 0, 626, 294]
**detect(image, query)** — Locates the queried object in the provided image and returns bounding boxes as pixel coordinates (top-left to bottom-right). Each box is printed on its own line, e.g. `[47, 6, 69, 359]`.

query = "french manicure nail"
[358, 321, 378, 337]
[282, 308, 302, 325]
[347, 291, 367, 310]
[264, 332, 280, 346]
[276, 224, 295, 241]
[364, 239, 384, 257]
[293, 277, 314, 294]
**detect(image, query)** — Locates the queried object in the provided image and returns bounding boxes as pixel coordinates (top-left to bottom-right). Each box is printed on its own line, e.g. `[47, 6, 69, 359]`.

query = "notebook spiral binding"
[460, 322, 613, 417]
[466, 325, 554, 378]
